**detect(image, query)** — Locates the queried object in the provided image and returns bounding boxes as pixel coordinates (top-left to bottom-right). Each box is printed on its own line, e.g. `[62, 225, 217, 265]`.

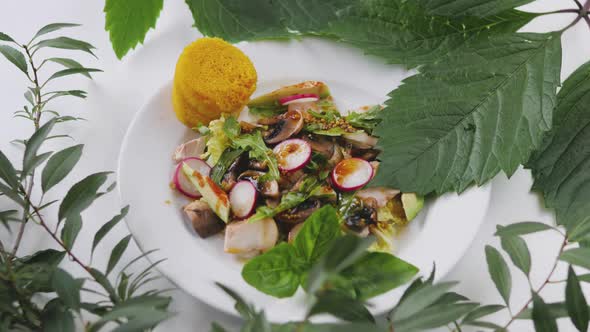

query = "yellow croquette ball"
[172, 37, 257, 127]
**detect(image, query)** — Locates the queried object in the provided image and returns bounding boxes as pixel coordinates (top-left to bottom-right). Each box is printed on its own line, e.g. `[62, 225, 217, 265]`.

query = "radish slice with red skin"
[273, 139, 312, 172]
[279, 93, 319, 106]
[230, 181, 258, 218]
[173, 157, 211, 198]
[331, 158, 374, 192]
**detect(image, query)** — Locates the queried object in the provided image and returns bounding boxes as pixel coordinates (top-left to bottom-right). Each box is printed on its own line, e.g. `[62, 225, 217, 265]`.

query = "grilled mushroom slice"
[220, 154, 247, 192]
[356, 187, 400, 208]
[183, 200, 225, 238]
[343, 131, 378, 149]
[276, 199, 321, 224]
[238, 170, 280, 198]
[264, 110, 304, 144]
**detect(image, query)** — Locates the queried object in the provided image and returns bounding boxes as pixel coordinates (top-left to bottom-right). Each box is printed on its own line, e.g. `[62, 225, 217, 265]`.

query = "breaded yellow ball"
[172, 37, 257, 127]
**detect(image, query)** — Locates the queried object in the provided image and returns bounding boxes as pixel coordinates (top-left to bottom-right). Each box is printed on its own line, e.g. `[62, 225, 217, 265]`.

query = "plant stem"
[538, 9, 580, 15]
[502, 236, 568, 329]
[11, 46, 43, 258]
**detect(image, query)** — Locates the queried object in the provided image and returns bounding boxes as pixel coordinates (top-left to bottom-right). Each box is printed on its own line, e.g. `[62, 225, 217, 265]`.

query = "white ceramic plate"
[117, 39, 492, 322]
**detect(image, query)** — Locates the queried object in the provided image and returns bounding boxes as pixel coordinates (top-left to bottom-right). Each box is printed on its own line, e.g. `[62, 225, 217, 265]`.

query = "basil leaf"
[341, 252, 418, 300]
[485, 245, 512, 306]
[294, 205, 340, 263]
[372, 33, 561, 195]
[241, 243, 303, 298]
[527, 60, 590, 229]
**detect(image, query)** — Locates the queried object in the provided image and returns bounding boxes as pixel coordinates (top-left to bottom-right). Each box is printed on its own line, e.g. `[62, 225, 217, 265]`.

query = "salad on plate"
[171, 80, 424, 257]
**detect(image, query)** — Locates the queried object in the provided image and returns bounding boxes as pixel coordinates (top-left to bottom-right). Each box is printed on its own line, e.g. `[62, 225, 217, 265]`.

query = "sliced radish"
[229, 181, 258, 218]
[331, 158, 374, 192]
[173, 157, 211, 198]
[279, 93, 319, 106]
[273, 138, 312, 172]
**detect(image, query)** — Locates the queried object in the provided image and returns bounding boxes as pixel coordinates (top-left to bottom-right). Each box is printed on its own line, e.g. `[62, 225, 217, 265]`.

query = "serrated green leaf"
[394, 302, 479, 331]
[527, 60, 590, 229]
[34, 36, 96, 57]
[52, 268, 82, 311]
[532, 292, 558, 332]
[416, 0, 536, 17]
[92, 205, 129, 255]
[485, 245, 512, 306]
[45, 67, 101, 83]
[58, 172, 111, 221]
[560, 248, 590, 270]
[494, 221, 553, 236]
[391, 281, 457, 322]
[0, 45, 27, 73]
[371, 33, 561, 195]
[462, 304, 505, 323]
[329, 1, 535, 67]
[499, 232, 531, 276]
[104, 0, 164, 59]
[41, 299, 75, 332]
[106, 235, 132, 275]
[46, 57, 92, 78]
[568, 217, 590, 242]
[33, 23, 80, 40]
[0, 32, 15, 42]
[185, 0, 348, 42]
[0, 150, 19, 188]
[23, 118, 56, 177]
[308, 290, 375, 323]
[60, 214, 82, 249]
[41, 144, 83, 192]
[566, 266, 589, 332]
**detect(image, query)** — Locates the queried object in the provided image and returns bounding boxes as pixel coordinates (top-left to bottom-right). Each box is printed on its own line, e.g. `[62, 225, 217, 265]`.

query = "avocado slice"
[248, 81, 331, 108]
[182, 163, 230, 223]
[401, 193, 424, 221]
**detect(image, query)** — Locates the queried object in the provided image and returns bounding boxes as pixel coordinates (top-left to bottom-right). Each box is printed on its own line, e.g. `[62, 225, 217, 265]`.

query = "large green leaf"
[185, 0, 349, 42]
[294, 205, 340, 263]
[527, 60, 590, 228]
[41, 299, 75, 332]
[371, 33, 562, 194]
[104, 0, 163, 59]
[560, 248, 590, 270]
[0, 45, 27, 73]
[329, 0, 535, 67]
[417, 0, 536, 17]
[52, 268, 82, 311]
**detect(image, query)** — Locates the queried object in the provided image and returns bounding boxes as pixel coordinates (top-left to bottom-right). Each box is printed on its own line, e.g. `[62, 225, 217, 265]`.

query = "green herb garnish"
[210, 148, 244, 185]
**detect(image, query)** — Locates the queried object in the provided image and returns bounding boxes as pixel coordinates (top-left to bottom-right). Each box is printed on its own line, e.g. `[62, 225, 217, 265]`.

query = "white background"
[1, 1, 589, 331]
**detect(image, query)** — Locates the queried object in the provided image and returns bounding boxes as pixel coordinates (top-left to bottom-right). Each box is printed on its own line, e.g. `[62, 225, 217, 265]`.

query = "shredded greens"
[345, 106, 382, 133]
[210, 148, 244, 185]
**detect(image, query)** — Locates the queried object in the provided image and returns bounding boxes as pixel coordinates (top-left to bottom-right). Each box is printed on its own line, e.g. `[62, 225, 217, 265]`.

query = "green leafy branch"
[0, 24, 172, 331]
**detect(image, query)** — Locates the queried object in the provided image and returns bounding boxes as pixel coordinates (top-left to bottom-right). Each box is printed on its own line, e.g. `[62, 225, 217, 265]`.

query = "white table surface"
[1, 1, 588, 331]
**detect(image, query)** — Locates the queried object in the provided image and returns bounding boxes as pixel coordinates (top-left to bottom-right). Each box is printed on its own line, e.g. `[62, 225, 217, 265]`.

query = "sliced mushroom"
[248, 159, 268, 171]
[344, 204, 377, 234]
[220, 154, 247, 192]
[264, 110, 304, 144]
[276, 199, 321, 224]
[183, 200, 225, 238]
[238, 170, 280, 198]
[352, 148, 380, 161]
[278, 169, 305, 191]
[356, 187, 401, 208]
[224, 218, 279, 255]
[343, 131, 378, 149]
[172, 137, 206, 163]
[302, 134, 335, 158]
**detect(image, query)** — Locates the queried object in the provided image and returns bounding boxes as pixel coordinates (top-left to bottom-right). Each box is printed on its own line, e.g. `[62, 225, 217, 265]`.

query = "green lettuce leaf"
[526, 60, 590, 229]
[371, 33, 562, 195]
